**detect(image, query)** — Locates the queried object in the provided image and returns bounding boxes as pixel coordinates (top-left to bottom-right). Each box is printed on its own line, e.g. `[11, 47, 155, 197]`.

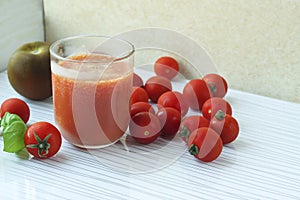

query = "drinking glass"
[50, 35, 134, 148]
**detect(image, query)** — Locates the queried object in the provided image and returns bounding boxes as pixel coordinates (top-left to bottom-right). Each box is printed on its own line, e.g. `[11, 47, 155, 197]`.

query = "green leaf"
[15, 148, 31, 160]
[1, 112, 23, 128]
[2, 121, 27, 153]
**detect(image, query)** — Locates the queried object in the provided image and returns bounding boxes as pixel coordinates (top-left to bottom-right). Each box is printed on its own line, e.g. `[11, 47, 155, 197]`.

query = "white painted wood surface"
[0, 69, 300, 200]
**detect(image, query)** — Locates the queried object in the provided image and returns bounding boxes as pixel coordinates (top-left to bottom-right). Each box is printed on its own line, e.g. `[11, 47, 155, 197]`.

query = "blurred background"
[1, 0, 299, 103]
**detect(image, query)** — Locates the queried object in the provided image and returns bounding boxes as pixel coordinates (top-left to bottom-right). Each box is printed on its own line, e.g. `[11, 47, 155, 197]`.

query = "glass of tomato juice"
[50, 35, 134, 148]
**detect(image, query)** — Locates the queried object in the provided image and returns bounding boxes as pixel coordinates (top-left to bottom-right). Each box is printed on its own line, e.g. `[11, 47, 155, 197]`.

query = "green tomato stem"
[26, 132, 52, 158]
[208, 82, 217, 94]
[178, 126, 190, 142]
[189, 144, 199, 156]
[215, 110, 226, 121]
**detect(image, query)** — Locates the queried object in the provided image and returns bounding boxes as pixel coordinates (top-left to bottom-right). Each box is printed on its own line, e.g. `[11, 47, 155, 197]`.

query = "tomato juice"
[51, 54, 133, 148]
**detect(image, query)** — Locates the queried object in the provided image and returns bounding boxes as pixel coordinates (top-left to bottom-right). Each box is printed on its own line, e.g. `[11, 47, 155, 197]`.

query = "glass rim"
[49, 34, 135, 63]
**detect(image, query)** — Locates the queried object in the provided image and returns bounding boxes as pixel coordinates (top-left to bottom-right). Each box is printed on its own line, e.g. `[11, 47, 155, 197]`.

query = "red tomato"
[154, 56, 179, 80]
[129, 112, 161, 144]
[144, 76, 172, 103]
[133, 73, 143, 87]
[24, 122, 62, 158]
[182, 79, 211, 111]
[179, 115, 210, 142]
[187, 127, 223, 162]
[157, 91, 189, 117]
[210, 110, 239, 144]
[130, 102, 155, 117]
[203, 73, 228, 98]
[130, 86, 149, 104]
[201, 97, 232, 120]
[156, 107, 181, 138]
[0, 98, 30, 123]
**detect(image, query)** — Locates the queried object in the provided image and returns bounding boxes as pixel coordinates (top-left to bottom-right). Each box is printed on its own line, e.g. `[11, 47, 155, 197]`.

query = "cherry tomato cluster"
[182, 73, 239, 162]
[129, 56, 239, 162]
[0, 98, 62, 159]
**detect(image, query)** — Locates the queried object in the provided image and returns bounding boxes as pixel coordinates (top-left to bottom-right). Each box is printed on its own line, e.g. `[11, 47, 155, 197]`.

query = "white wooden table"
[1, 69, 300, 200]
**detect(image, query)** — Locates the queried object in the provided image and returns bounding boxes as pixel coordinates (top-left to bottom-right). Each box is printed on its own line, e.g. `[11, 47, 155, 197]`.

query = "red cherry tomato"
[156, 107, 181, 138]
[210, 110, 239, 144]
[157, 91, 189, 117]
[203, 73, 228, 98]
[130, 102, 155, 118]
[179, 115, 210, 142]
[144, 76, 172, 103]
[130, 86, 149, 104]
[133, 73, 143, 87]
[129, 112, 161, 144]
[201, 97, 232, 120]
[187, 127, 223, 162]
[182, 79, 211, 111]
[154, 56, 179, 80]
[0, 98, 30, 123]
[24, 122, 62, 158]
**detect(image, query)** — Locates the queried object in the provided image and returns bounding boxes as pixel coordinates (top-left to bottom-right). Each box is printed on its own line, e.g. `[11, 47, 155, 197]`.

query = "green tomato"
[7, 41, 52, 100]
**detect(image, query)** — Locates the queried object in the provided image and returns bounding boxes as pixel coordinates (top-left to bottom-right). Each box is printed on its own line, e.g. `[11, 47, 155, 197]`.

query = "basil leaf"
[1, 112, 23, 128]
[2, 121, 27, 153]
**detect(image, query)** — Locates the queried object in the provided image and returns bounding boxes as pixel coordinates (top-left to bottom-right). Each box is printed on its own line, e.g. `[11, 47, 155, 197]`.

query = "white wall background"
[0, 0, 44, 72]
[8, 0, 300, 103]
